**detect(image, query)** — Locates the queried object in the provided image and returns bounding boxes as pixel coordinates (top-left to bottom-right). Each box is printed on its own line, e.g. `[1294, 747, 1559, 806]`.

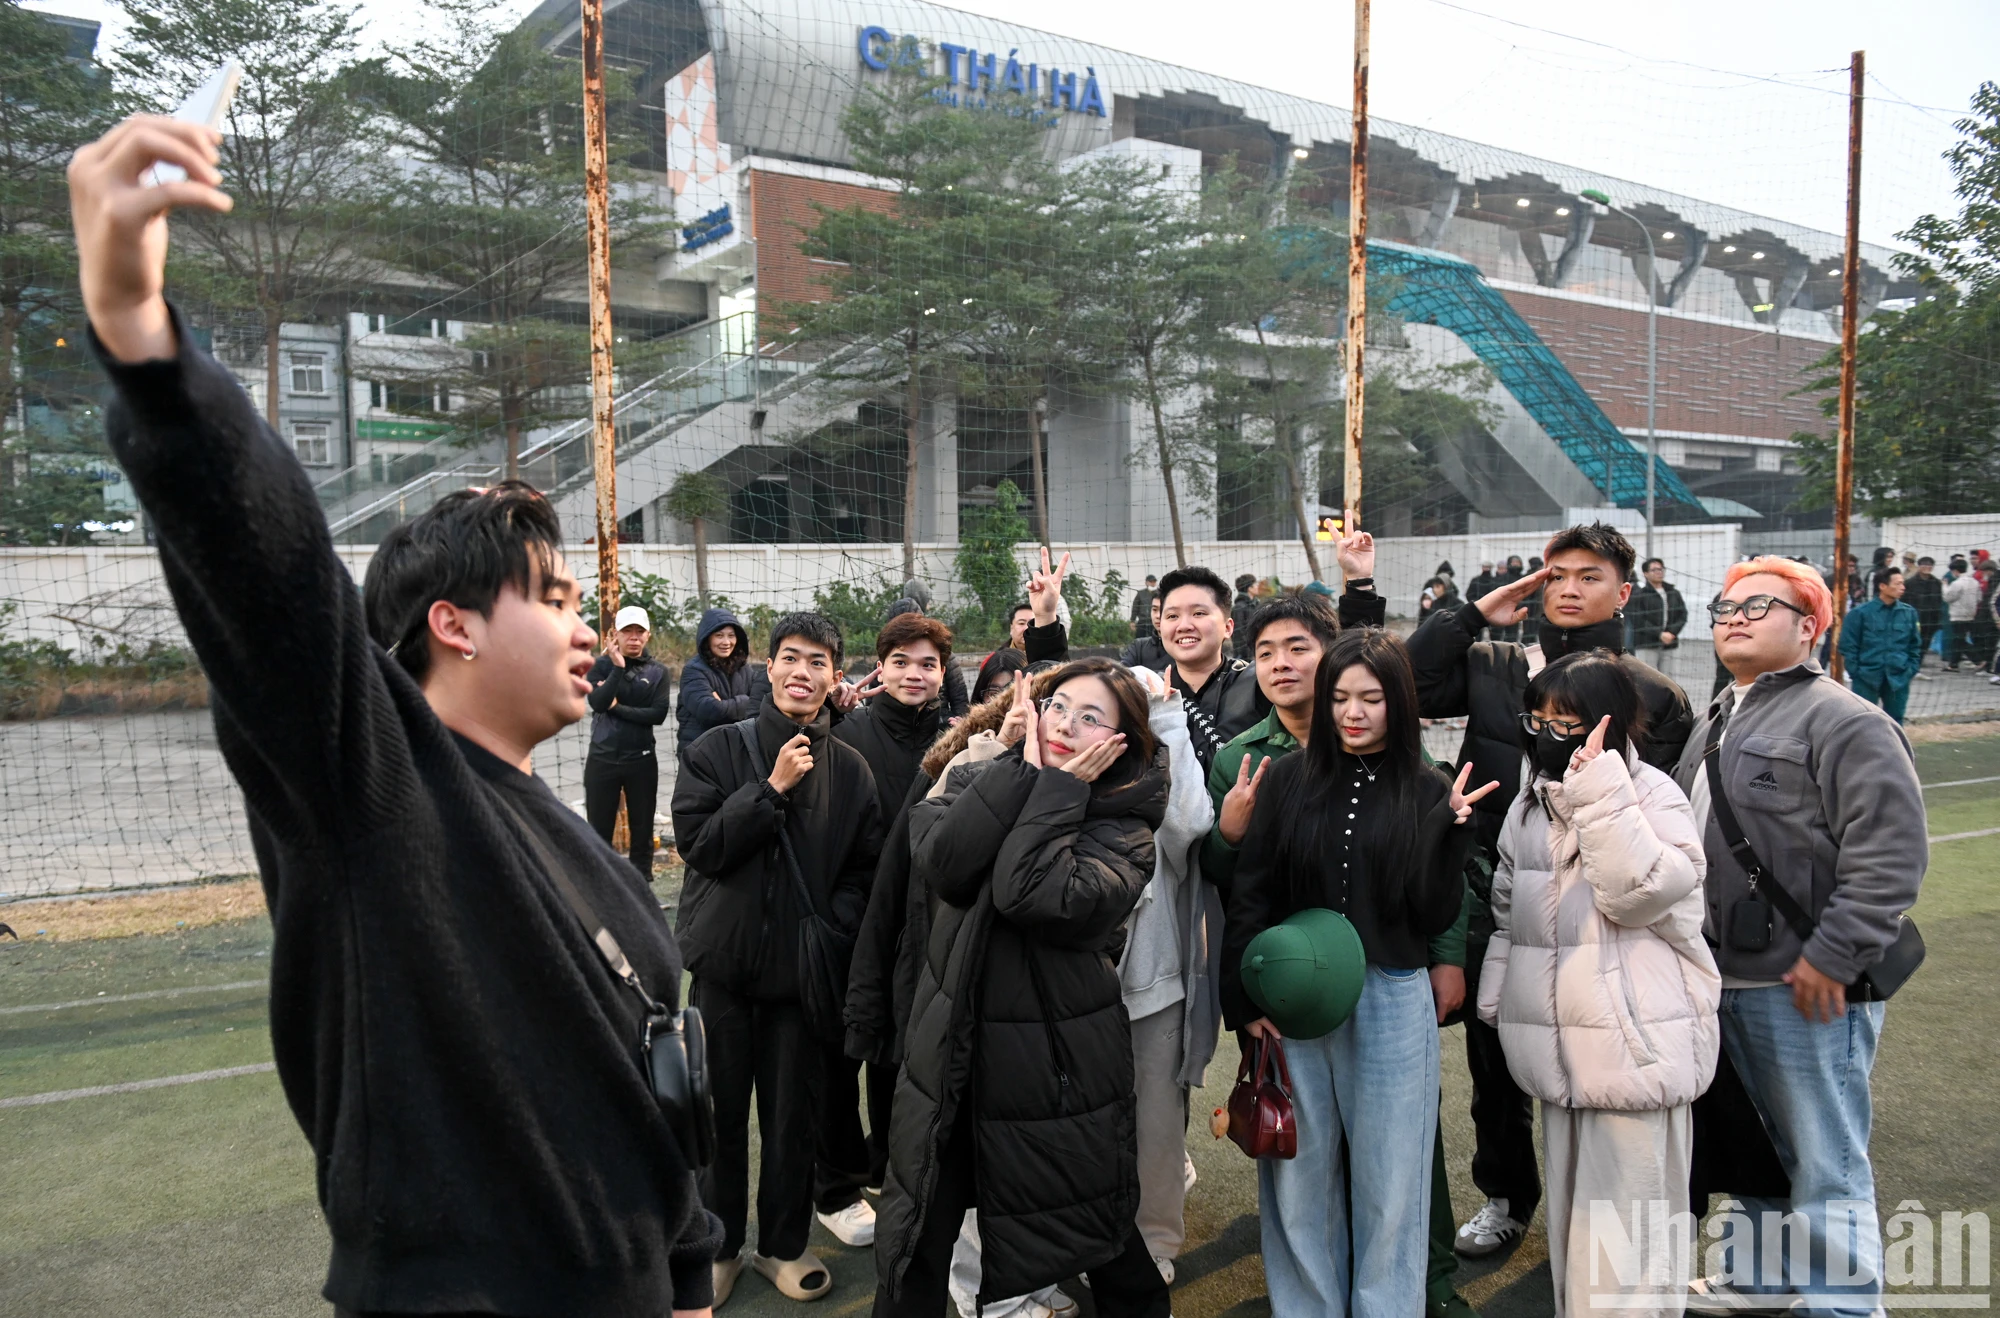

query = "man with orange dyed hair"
[1676, 556, 1926, 1318]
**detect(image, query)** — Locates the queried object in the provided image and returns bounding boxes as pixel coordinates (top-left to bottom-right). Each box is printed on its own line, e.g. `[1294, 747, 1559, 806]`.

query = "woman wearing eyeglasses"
[1478, 650, 1717, 1318]
[1221, 628, 1486, 1317]
[872, 659, 1172, 1318]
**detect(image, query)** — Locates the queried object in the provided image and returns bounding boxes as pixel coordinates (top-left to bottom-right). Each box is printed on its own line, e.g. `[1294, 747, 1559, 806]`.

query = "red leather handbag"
[1225, 1035, 1297, 1160]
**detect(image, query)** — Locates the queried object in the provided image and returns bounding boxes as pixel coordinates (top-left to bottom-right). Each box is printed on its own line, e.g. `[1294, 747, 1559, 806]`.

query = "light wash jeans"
[1258, 964, 1438, 1318]
[1719, 985, 1886, 1318]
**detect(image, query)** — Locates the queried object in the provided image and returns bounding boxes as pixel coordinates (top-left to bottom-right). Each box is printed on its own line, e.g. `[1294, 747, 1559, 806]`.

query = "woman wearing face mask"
[1222, 629, 1487, 1317]
[1479, 651, 1717, 1318]
[873, 659, 1172, 1318]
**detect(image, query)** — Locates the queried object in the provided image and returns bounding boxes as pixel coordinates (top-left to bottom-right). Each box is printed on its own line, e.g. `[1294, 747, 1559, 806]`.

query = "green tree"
[1324, 360, 1497, 532]
[1063, 156, 1232, 569]
[0, 2, 114, 538]
[955, 477, 1029, 626]
[1199, 179, 1350, 580]
[662, 468, 727, 607]
[785, 55, 1048, 579]
[1792, 82, 2000, 516]
[113, 0, 371, 430]
[354, 5, 672, 477]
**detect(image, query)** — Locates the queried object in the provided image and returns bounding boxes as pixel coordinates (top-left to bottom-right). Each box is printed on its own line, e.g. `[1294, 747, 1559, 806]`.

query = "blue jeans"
[1259, 965, 1438, 1318]
[1719, 986, 1885, 1318]
[1847, 671, 1910, 723]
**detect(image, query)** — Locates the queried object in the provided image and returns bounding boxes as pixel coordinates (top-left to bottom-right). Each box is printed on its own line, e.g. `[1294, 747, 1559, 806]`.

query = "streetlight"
[1580, 188, 1660, 561]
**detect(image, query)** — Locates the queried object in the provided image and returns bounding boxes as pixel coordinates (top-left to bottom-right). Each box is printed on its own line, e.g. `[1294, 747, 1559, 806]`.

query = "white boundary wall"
[2, 524, 1748, 651]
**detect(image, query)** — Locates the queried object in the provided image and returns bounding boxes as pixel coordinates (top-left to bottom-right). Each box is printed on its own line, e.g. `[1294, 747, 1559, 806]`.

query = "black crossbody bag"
[1703, 721, 1925, 1002]
[498, 793, 715, 1167]
[735, 719, 856, 1037]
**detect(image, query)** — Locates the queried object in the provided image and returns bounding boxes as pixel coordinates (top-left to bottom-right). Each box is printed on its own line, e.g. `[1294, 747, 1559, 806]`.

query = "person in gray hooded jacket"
[1674, 556, 1926, 1318]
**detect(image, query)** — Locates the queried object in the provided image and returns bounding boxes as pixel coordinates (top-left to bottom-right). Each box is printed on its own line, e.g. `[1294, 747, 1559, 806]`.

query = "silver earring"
[463, 647, 477, 661]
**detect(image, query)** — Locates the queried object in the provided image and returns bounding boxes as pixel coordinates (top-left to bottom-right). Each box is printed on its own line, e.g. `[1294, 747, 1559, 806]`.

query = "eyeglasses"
[1518, 711, 1589, 737]
[1038, 696, 1113, 733]
[1707, 594, 1810, 623]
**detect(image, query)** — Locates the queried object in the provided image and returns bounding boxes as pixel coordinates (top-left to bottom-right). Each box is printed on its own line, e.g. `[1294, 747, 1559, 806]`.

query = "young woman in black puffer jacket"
[873, 658, 1172, 1318]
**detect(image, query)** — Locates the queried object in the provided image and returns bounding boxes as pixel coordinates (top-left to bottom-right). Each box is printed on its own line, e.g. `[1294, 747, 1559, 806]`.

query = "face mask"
[1534, 727, 1586, 780]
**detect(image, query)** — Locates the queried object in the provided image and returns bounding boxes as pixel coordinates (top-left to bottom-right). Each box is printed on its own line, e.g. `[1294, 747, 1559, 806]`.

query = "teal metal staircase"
[1368, 239, 1703, 513]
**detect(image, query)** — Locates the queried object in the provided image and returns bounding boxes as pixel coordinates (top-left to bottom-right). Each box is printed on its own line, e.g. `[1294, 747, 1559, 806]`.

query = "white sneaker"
[817, 1198, 877, 1247]
[1453, 1198, 1526, 1257]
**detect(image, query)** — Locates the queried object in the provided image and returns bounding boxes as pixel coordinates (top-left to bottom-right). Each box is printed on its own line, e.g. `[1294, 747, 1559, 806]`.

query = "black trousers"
[1461, 948, 1541, 1220]
[583, 754, 658, 878]
[874, 1116, 1169, 1318]
[816, 1045, 893, 1214]
[694, 978, 821, 1261]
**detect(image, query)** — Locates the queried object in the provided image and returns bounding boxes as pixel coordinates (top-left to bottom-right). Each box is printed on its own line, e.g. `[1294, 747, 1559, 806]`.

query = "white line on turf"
[0, 979, 266, 1017]
[1930, 826, 2000, 844]
[0, 1063, 276, 1109]
[1923, 774, 2000, 790]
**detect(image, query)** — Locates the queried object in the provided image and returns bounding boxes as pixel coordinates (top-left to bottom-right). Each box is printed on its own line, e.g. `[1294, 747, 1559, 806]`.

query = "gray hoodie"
[1118, 667, 1223, 1087]
[1671, 661, 1926, 984]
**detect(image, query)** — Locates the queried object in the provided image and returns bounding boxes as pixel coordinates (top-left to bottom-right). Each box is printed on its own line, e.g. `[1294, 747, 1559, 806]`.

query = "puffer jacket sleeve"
[991, 768, 1156, 950]
[1476, 803, 1519, 1027]
[910, 755, 1039, 909]
[1562, 751, 1703, 930]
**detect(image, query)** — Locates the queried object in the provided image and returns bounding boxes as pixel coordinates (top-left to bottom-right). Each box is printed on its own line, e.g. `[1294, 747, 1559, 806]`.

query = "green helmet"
[1241, 908, 1367, 1039]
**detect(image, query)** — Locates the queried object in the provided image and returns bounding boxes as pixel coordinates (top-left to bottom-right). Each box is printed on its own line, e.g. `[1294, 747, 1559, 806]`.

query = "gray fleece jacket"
[1671, 660, 1927, 984]
[1118, 668, 1223, 1088]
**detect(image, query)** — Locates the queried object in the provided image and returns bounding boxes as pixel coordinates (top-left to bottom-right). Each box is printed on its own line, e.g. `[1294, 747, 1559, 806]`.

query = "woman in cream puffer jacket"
[1477, 651, 1719, 1318]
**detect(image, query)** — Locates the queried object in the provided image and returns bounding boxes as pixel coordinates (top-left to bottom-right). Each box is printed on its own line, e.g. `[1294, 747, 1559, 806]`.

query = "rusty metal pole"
[1828, 51, 1863, 682]
[1341, 0, 1370, 585]
[582, 0, 619, 639]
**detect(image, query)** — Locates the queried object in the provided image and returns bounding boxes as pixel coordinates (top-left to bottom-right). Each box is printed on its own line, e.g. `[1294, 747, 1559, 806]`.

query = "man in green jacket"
[1839, 567, 1924, 723]
[1202, 538, 1477, 1318]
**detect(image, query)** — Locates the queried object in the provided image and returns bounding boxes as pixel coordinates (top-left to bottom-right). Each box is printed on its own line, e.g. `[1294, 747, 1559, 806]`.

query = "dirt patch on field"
[1909, 717, 2000, 744]
[0, 878, 265, 941]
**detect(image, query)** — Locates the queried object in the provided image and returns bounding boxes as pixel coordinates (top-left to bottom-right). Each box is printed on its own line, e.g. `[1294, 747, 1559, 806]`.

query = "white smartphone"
[146, 61, 241, 186]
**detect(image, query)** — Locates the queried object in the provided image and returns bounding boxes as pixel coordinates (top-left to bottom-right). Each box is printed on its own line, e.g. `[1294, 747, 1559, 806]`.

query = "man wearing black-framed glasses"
[1675, 559, 1925, 1317]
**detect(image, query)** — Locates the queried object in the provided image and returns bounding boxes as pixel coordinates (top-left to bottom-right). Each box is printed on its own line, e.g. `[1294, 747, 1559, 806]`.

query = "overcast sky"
[34, 0, 1992, 247]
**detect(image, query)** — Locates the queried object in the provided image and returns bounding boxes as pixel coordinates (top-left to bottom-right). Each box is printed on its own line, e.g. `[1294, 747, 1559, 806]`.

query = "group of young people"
[74, 113, 1928, 1318]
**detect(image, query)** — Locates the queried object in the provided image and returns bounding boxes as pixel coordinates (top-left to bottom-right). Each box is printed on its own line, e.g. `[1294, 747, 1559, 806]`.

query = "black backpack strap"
[1702, 711, 1815, 941]
[494, 790, 665, 1014]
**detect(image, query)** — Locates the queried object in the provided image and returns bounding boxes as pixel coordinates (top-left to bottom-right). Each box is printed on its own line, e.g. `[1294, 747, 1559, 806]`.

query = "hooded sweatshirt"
[675, 608, 768, 758]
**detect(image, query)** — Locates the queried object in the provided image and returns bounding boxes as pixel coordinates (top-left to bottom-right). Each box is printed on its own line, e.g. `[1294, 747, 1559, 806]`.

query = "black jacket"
[94, 312, 717, 1316]
[1222, 754, 1470, 1027]
[1406, 604, 1695, 854]
[834, 693, 945, 828]
[671, 697, 883, 1001]
[875, 746, 1169, 1304]
[843, 772, 936, 1068]
[1626, 582, 1690, 649]
[587, 654, 673, 761]
[1467, 570, 1502, 603]
[1904, 573, 1945, 628]
[675, 608, 769, 759]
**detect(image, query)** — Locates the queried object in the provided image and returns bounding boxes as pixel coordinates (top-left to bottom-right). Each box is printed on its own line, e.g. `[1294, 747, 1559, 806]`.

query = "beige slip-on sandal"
[712, 1251, 745, 1307]
[750, 1248, 833, 1301]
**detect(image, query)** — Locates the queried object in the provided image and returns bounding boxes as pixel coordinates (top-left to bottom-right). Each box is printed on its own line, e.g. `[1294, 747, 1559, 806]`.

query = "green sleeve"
[1427, 872, 1471, 967]
[1199, 742, 1246, 889]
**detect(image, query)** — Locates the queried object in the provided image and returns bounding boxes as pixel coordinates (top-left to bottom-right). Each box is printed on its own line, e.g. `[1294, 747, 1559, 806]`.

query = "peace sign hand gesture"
[1028, 547, 1071, 627]
[1567, 715, 1612, 776]
[1218, 752, 1270, 845]
[1448, 762, 1501, 825]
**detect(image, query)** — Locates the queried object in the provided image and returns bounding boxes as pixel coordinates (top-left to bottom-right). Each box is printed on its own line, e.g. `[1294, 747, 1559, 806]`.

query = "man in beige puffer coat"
[1480, 708, 1719, 1318]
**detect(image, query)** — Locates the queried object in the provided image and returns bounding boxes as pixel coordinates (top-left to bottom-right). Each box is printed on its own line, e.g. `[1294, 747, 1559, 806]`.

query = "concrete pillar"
[914, 397, 958, 543]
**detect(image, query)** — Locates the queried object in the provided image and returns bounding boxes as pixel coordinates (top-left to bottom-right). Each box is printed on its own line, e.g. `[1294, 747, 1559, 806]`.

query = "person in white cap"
[586, 604, 674, 876]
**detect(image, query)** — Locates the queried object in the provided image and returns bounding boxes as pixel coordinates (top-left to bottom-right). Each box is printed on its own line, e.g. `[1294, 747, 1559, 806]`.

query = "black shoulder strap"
[1702, 712, 1816, 939]
[735, 718, 832, 926]
[494, 789, 664, 1014]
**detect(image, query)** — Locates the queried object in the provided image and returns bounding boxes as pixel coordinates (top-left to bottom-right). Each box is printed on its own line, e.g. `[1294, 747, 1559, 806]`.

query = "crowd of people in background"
[74, 116, 1942, 1318]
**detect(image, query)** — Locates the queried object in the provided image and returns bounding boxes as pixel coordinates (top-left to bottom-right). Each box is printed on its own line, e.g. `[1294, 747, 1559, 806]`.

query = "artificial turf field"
[4, 732, 1997, 1318]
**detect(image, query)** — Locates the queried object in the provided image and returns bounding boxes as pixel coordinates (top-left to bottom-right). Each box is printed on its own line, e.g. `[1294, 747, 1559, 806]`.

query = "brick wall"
[750, 169, 898, 329]
[1502, 287, 1833, 441]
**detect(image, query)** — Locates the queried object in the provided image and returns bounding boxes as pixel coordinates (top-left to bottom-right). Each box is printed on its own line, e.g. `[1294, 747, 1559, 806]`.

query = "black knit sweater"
[94, 310, 719, 1316]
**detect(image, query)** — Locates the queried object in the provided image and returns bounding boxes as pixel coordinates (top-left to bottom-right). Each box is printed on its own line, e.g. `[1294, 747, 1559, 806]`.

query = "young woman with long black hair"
[1222, 629, 1492, 1316]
